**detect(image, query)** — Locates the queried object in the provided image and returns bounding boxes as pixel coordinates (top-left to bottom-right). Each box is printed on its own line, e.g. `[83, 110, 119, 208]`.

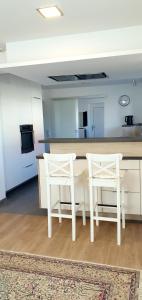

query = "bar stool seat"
[43, 153, 86, 241]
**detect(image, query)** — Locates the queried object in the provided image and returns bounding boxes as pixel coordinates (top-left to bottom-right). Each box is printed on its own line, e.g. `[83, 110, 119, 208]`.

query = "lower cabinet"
[22, 162, 37, 182]
[38, 159, 142, 216]
[101, 190, 141, 215]
[101, 161, 141, 215]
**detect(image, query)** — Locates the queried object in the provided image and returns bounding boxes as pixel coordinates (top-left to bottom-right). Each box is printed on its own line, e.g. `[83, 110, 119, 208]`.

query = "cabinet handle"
[33, 97, 41, 100]
[25, 164, 33, 168]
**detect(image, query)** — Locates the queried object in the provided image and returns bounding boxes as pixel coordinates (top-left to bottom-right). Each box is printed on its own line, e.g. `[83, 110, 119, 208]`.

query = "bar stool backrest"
[43, 153, 76, 178]
[86, 153, 123, 179]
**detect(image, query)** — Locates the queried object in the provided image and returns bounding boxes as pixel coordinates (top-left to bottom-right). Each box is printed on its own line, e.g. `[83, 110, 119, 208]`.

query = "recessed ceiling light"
[37, 6, 63, 18]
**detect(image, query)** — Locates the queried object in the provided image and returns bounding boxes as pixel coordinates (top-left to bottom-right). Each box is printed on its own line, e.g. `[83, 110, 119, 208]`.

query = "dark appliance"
[20, 125, 34, 153]
[125, 115, 133, 126]
[83, 111, 88, 127]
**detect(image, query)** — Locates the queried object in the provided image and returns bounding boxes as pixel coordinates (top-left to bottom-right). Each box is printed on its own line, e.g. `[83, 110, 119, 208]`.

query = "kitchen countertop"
[39, 137, 142, 143]
[36, 154, 142, 160]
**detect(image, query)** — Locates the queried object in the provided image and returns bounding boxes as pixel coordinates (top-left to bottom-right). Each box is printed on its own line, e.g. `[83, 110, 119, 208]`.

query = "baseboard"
[6, 175, 38, 194]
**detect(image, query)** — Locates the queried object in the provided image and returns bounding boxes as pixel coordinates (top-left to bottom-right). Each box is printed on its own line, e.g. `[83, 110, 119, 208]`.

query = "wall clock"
[118, 95, 130, 107]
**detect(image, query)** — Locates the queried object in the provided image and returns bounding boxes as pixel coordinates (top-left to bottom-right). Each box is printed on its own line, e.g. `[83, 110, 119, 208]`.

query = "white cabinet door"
[32, 98, 45, 155]
[102, 162, 141, 215]
[1, 78, 40, 190]
[38, 159, 59, 209]
[1, 92, 23, 190]
[102, 190, 141, 215]
[0, 116, 6, 200]
[15, 81, 32, 125]
[125, 193, 140, 215]
[124, 170, 140, 193]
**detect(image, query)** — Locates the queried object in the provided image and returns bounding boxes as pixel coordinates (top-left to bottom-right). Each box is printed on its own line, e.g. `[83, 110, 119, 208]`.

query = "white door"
[89, 103, 104, 137]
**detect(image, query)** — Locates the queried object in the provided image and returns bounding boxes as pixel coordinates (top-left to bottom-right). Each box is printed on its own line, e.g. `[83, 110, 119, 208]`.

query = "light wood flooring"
[0, 213, 142, 269]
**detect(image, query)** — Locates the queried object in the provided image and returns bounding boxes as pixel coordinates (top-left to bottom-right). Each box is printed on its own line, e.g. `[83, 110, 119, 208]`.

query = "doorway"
[88, 102, 104, 137]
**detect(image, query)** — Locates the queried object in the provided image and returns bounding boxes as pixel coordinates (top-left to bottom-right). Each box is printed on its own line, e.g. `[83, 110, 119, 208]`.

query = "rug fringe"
[138, 271, 142, 300]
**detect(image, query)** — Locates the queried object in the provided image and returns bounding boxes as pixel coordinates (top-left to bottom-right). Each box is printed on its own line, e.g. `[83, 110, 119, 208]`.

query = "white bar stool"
[43, 153, 86, 241]
[86, 153, 126, 245]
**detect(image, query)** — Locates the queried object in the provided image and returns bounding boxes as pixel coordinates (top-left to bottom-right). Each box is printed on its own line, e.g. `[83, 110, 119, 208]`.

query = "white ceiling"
[1, 0, 142, 86]
[0, 0, 142, 43]
[1, 53, 142, 87]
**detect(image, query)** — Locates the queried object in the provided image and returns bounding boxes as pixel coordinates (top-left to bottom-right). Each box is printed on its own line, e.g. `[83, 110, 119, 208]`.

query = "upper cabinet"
[32, 98, 45, 155]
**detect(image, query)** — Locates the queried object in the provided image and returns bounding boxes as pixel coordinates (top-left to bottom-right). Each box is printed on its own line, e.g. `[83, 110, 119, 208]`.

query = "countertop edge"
[39, 137, 142, 143]
[36, 154, 142, 160]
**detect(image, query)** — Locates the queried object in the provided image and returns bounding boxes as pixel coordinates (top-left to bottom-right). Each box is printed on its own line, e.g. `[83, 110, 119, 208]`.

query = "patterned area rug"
[0, 250, 141, 299]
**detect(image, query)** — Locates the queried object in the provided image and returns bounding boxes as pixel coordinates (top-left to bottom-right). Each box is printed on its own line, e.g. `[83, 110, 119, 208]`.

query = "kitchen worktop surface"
[39, 136, 142, 143]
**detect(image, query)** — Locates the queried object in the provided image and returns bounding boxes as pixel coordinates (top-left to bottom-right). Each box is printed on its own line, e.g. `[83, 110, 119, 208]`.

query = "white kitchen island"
[37, 137, 142, 218]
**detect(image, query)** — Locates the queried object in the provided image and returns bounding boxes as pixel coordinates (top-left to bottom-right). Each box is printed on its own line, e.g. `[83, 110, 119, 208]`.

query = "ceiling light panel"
[37, 6, 63, 18]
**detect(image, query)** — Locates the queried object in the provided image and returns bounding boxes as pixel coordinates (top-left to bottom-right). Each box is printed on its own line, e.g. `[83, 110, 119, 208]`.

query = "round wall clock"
[118, 95, 130, 107]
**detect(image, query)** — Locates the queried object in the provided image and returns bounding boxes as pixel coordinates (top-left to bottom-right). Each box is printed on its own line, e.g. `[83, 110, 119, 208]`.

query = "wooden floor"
[0, 213, 142, 269]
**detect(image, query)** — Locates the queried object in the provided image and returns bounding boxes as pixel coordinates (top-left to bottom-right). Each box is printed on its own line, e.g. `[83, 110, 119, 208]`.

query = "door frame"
[78, 95, 106, 138]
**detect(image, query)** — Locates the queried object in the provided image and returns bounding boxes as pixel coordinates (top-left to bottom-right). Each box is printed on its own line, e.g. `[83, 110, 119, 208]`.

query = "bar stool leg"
[95, 187, 99, 226]
[82, 187, 86, 226]
[89, 181, 94, 242]
[47, 184, 52, 238]
[117, 184, 121, 245]
[121, 186, 125, 229]
[58, 186, 62, 224]
[71, 183, 76, 241]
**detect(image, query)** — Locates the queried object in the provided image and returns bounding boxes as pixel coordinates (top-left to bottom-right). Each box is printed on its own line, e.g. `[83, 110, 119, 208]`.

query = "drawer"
[120, 160, 140, 170]
[21, 151, 36, 166]
[22, 162, 37, 181]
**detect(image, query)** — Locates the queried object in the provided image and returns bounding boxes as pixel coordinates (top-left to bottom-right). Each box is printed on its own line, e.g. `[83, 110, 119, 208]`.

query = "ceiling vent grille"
[48, 72, 108, 82]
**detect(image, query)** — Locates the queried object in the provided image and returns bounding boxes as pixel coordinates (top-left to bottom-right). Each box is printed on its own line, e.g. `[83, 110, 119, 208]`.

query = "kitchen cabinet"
[102, 191, 141, 215]
[0, 75, 44, 191]
[0, 116, 6, 200]
[102, 160, 141, 214]
[38, 157, 142, 217]
[32, 98, 45, 156]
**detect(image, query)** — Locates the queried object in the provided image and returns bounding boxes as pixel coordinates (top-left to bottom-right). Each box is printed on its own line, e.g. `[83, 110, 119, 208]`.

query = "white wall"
[43, 81, 142, 137]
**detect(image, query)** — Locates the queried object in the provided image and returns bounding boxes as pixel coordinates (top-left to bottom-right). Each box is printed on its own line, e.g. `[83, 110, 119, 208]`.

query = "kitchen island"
[39, 136, 142, 157]
[37, 137, 142, 218]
